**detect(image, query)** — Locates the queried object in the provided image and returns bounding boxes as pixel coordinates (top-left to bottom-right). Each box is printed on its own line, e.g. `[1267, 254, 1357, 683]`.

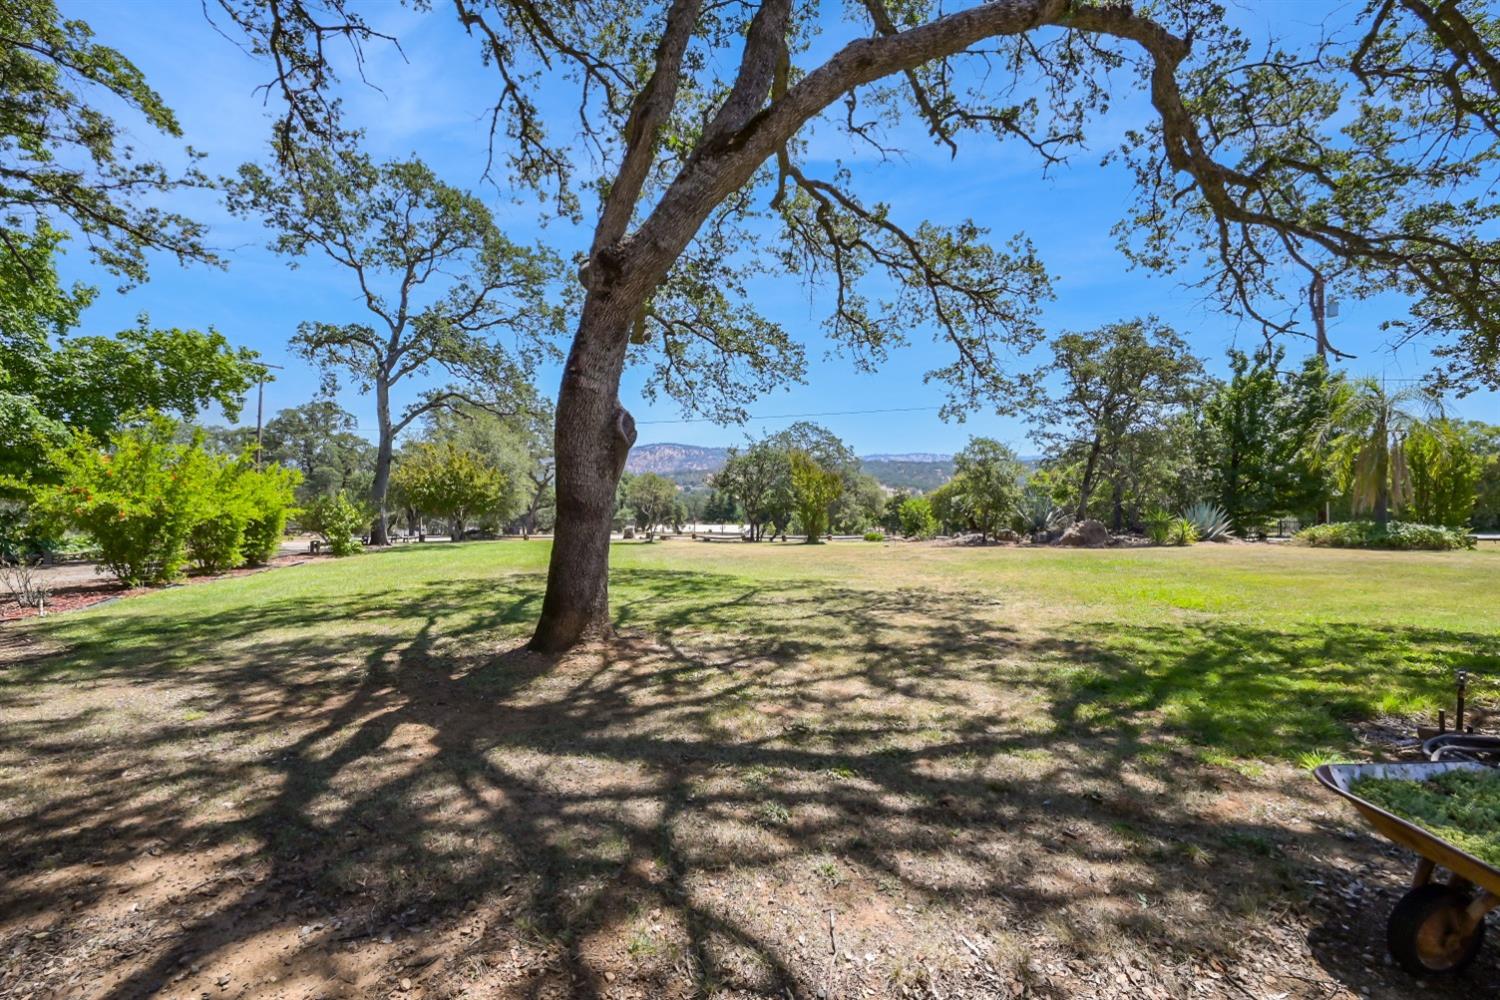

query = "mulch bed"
[0, 553, 321, 622]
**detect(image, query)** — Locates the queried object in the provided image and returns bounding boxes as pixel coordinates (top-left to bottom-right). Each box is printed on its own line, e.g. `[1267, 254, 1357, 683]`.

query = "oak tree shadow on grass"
[1044, 621, 1500, 760]
[0, 567, 1495, 998]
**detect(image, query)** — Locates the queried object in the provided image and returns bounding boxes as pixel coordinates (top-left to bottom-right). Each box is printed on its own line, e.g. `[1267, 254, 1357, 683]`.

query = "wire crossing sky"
[51, 0, 1500, 454]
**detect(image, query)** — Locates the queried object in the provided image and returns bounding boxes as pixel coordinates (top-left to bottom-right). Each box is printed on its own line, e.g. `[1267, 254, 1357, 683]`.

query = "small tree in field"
[953, 437, 1024, 540]
[714, 443, 790, 542]
[790, 451, 841, 543]
[626, 473, 678, 540]
[1032, 320, 1203, 521]
[227, 150, 564, 544]
[391, 443, 505, 541]
[303, 493, 366, 556]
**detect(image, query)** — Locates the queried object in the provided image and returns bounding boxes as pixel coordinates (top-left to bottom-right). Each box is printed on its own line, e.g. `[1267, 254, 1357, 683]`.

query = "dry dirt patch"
[0, 565, 1494, 999]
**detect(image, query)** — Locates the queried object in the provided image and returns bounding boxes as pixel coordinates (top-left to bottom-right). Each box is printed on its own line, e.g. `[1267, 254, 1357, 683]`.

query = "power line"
[635, 405, 943, 426]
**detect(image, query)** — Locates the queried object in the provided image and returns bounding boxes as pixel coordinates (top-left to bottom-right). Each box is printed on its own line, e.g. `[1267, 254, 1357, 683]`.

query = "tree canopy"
[1, 0, 214, 285]
[1, 318, 264, 485]
[260, 400, 376, 505]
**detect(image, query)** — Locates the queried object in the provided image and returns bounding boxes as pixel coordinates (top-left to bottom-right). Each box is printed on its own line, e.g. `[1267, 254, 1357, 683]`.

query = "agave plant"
[1181, 501, 1231, 542]
[1016, 489, 1069, 539]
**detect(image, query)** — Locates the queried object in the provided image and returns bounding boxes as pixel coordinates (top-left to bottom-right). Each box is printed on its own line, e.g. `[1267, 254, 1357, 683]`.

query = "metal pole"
[253, 363, 284, 471]
[255, 378, 265, 470]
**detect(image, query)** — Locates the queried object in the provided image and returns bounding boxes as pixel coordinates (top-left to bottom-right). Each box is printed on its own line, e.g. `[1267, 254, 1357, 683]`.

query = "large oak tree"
[226, 150, 565, 543]
[217, 0, 1500, 650]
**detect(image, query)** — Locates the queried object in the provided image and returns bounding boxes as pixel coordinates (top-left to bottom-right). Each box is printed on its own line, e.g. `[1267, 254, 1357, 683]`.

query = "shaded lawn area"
[0, 540, 1497, 999]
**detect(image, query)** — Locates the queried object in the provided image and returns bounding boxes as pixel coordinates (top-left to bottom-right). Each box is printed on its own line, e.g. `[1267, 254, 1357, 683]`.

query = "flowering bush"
[36, 416, 304, 584]
[36, 416, 216, 585]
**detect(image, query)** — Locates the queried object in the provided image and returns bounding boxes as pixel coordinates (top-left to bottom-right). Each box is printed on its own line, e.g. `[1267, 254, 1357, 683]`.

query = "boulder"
[1057, 519, 1111, 547]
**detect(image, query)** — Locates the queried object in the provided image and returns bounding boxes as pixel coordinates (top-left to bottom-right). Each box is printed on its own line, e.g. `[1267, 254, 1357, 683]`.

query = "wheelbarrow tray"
[1315, 761, 1500, 895]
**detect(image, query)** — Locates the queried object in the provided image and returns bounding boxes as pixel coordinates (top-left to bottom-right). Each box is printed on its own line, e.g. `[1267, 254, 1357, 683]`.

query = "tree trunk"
[1076, 436, 1104, 522]
[1374, 415, 1391, 527]
[1374, 451, 1391, 527]
[528, 301, 637, 653]
[370, 378, 394, 546]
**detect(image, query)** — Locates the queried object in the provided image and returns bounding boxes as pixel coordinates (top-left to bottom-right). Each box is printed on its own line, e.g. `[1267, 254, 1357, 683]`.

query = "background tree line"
[873, 319, 1500, 544]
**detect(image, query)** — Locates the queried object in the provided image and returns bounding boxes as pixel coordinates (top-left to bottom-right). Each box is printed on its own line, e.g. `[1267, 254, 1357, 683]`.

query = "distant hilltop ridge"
[624, 443, 730, 475]
[626, 442, 961, 492]
[862, 452, 953, 463]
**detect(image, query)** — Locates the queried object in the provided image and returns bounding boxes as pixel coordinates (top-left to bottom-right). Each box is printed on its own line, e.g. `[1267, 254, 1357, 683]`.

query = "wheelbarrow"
[1316, 761, 1500, 976]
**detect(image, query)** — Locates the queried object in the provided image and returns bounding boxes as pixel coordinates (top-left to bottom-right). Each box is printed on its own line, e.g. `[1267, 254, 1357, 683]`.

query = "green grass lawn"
[18, 539, 1499, 760]
[2, 539, 1498, 999]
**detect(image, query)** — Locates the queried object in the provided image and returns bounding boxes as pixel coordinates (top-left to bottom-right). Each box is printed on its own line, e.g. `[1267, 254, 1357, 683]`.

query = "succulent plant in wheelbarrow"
[1343, 767, 1500, 977]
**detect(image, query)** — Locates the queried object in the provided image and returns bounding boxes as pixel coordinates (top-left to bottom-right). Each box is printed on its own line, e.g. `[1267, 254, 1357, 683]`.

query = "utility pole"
[254, 363, 285, 470]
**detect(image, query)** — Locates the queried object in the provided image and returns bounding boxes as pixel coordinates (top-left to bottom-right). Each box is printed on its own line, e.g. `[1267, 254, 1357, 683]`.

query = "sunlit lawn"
[22, 538, 1499, 760]
[2, 538, 1497, 998]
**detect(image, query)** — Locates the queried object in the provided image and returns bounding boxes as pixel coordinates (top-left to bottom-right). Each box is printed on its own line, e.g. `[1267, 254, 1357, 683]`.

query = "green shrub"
[0, 497, 54, 563]
[304, 492, 366, 556]
[187, 458, 254, 573]
[863, 531, 884, 542]
[1169, 517, 1198, 546]
[188, 507, 248, 573]
[35, 416, 217, 585]
[241, 465, 301, 566]
[1295, 520, 1475, 551]
[898, 496, 938, 539]
[1144, 509, 1173, 545]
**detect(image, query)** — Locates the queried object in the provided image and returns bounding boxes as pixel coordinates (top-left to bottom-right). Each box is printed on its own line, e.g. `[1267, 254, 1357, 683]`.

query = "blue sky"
[54, 0, 1500, 455]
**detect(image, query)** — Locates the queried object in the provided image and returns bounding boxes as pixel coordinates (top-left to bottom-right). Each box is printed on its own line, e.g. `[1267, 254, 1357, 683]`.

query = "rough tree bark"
[371, 376, 393, 546]
[529, 300, 638, 649]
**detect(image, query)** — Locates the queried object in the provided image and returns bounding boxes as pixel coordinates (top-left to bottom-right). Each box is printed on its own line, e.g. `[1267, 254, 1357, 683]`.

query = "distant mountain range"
[625, 443, 729, 476]
[626, 442, 958, 492]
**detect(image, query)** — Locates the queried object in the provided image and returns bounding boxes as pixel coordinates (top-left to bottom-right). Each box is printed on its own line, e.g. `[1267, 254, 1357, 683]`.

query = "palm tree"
[1339, 379, 1442, 526]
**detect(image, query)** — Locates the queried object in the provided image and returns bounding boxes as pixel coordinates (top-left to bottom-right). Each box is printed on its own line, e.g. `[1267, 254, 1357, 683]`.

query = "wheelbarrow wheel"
[1387, 884, 1486, 976]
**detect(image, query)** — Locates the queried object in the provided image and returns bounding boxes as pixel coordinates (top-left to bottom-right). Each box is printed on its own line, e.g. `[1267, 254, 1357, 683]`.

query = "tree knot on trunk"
[579, 244, 627, 292]
[611, 405, 638, 481]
